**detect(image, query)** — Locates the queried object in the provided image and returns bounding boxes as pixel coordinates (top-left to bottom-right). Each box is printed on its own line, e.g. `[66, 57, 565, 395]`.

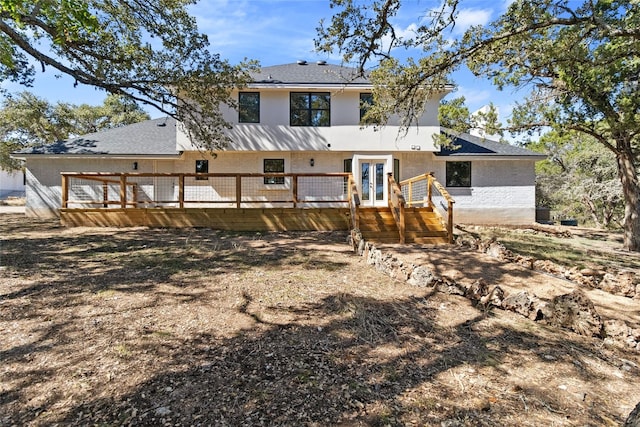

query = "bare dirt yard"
[1, 214, 639, 426]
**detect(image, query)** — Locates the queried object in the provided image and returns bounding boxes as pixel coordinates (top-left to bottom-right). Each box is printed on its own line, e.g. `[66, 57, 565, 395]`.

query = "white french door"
[359, 159, 387, 207]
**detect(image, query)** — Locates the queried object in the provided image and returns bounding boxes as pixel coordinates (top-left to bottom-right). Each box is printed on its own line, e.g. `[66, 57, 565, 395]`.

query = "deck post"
[349, 174, 360, 230]
[427, 172, 434, 209]
[120, 174, 127, 208]
[447, 200, 454, 244]
[61, 174, 68, 208]
[235, 175, 242, 208]
[102, 182, 109, 208]
[292, 175, 298, 208]
[178, 175, 185, 208]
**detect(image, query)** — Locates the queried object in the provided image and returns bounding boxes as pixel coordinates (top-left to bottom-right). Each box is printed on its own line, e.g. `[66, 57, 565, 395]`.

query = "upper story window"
[446, 161, 471, 187]
[359, 93, 374, 124]
[290, 92, 330, 127]
[239, 92, 260, 123]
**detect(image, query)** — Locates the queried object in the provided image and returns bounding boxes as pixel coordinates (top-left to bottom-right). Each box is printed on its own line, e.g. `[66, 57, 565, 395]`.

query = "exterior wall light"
[133, 161, 138, 170]
[310, 158, 315, 167]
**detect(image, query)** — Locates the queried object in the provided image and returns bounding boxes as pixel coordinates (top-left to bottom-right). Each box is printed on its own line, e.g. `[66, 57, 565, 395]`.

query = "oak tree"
[0, 0, 254, 150]
[0, 91, 149, 170]
[316, 0, 640, 251]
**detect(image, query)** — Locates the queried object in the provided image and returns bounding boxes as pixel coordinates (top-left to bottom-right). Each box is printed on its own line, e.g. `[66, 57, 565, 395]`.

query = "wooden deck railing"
[400, 172, 455, 243]
[387, 173, 406, 244]
[61, 172, 353, 209]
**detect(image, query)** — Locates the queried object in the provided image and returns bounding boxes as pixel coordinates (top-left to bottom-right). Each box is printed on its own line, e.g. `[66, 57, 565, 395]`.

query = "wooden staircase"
[357, 207, 450, 244]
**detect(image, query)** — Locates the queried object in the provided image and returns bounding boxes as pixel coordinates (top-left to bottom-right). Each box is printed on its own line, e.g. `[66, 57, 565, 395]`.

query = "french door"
[359, 159, 387, 207]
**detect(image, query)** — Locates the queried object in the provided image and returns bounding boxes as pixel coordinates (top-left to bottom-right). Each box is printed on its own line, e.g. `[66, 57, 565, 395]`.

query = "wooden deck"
[59, 171, 454, 244]
[60, 206, 448, 243]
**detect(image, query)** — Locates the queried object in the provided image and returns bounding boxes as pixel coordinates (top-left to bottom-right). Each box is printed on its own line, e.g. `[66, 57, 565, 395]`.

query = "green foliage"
[0, 92, 149, 171]
[528, 131, 623, 228]
[437, 97, 502, 146]
[0, 0, 255, 149]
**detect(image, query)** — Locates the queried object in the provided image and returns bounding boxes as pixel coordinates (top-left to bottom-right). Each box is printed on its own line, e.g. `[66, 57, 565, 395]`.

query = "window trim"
[263, 158, 285, 185]
[445, 161, 472, 187]
[290, 92, 331, 127]
[238, 92, 260, 123]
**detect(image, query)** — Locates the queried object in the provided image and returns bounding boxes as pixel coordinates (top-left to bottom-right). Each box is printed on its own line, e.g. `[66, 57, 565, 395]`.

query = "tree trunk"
[616, 148, 640, 251]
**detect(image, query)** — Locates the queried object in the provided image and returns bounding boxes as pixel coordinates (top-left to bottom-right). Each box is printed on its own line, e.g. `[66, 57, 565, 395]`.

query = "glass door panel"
[361, 163, 370, 202]
[375, 162, 384, 201]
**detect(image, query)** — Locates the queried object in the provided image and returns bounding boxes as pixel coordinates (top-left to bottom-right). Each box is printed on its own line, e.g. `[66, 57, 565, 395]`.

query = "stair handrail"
[387, 173, 406, 244]
[399, 173, 430, 207]
[399, 172, 455, 244]
[427, 172, 455, 243]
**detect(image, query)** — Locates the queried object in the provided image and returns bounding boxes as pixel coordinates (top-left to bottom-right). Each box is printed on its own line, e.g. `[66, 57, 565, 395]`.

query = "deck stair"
[357, 206, 449, 244]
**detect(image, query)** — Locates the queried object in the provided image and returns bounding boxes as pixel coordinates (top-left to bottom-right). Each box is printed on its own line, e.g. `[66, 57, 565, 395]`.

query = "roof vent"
[297, 60, 307, 65]
[316, 60, 327, 65]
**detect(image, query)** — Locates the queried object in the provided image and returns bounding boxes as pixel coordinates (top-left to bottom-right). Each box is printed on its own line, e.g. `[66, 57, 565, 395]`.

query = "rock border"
[455, 233, 640, 300]
[349, 230, 640, 351]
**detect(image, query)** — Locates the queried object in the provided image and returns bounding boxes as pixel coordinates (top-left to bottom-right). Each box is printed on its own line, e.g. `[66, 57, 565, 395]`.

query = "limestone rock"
[502, 291, 535, 318]
[480, 285, 505, 307]
[465, 279, 489, 303]
[604, 319, 630, 339]
[435, 277, 467, 296]
[541, 289, 604, 337]
[486, 242, 507, 259]
[624, 401, 640, 427]
[408, 266, 439, 287]
[600, 271, 638, 298]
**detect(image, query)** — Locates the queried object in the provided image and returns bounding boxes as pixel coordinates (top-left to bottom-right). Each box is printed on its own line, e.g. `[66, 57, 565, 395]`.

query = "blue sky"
[3, 0, 522, 122]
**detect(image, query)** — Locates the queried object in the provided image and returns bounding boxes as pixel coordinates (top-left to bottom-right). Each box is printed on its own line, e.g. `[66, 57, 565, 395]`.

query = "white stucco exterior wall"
[24, 157, 177, 217]
[22, 150, 540, 226]
[177, 88, 441, 153]
[432, 158, 538, 225]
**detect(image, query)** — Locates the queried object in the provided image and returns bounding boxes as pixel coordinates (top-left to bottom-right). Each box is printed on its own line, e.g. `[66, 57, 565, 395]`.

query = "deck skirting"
[60, 207, 351, 231]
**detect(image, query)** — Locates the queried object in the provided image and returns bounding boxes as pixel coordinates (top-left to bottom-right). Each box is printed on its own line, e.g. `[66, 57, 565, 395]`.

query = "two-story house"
[13, 61, 544, 237]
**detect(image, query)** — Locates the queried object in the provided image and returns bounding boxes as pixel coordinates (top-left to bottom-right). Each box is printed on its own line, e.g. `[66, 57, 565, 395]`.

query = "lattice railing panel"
[62, 173, 352, 209]
[298, 176, 348, 201]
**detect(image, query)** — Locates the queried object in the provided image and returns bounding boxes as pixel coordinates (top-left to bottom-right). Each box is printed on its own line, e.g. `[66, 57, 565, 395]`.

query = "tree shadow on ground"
[1, 224, 351, 304]
[2, 216, 639, 426]
[35, 294, 639, 426]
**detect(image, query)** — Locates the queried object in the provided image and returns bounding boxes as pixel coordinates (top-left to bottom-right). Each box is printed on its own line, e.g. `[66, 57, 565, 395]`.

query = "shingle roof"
[435, 131, 546, 159]
[250, 62, 370, 85]
[15, 117, 179, 156]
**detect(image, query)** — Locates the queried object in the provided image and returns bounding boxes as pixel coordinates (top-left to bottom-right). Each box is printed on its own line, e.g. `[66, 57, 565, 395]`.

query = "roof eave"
[435, 153, 547, 160]
[247, 83, 373, 90]
[13, 153, 182, 160]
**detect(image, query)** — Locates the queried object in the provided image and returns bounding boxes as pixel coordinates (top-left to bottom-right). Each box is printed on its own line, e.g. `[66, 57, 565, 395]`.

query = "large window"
[446, 161, 471, 187]
[290, 92, 330, 126]
[239, 92, 260, 123]
[359, 93, 374, 124]
[264, 158, 285, 185]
